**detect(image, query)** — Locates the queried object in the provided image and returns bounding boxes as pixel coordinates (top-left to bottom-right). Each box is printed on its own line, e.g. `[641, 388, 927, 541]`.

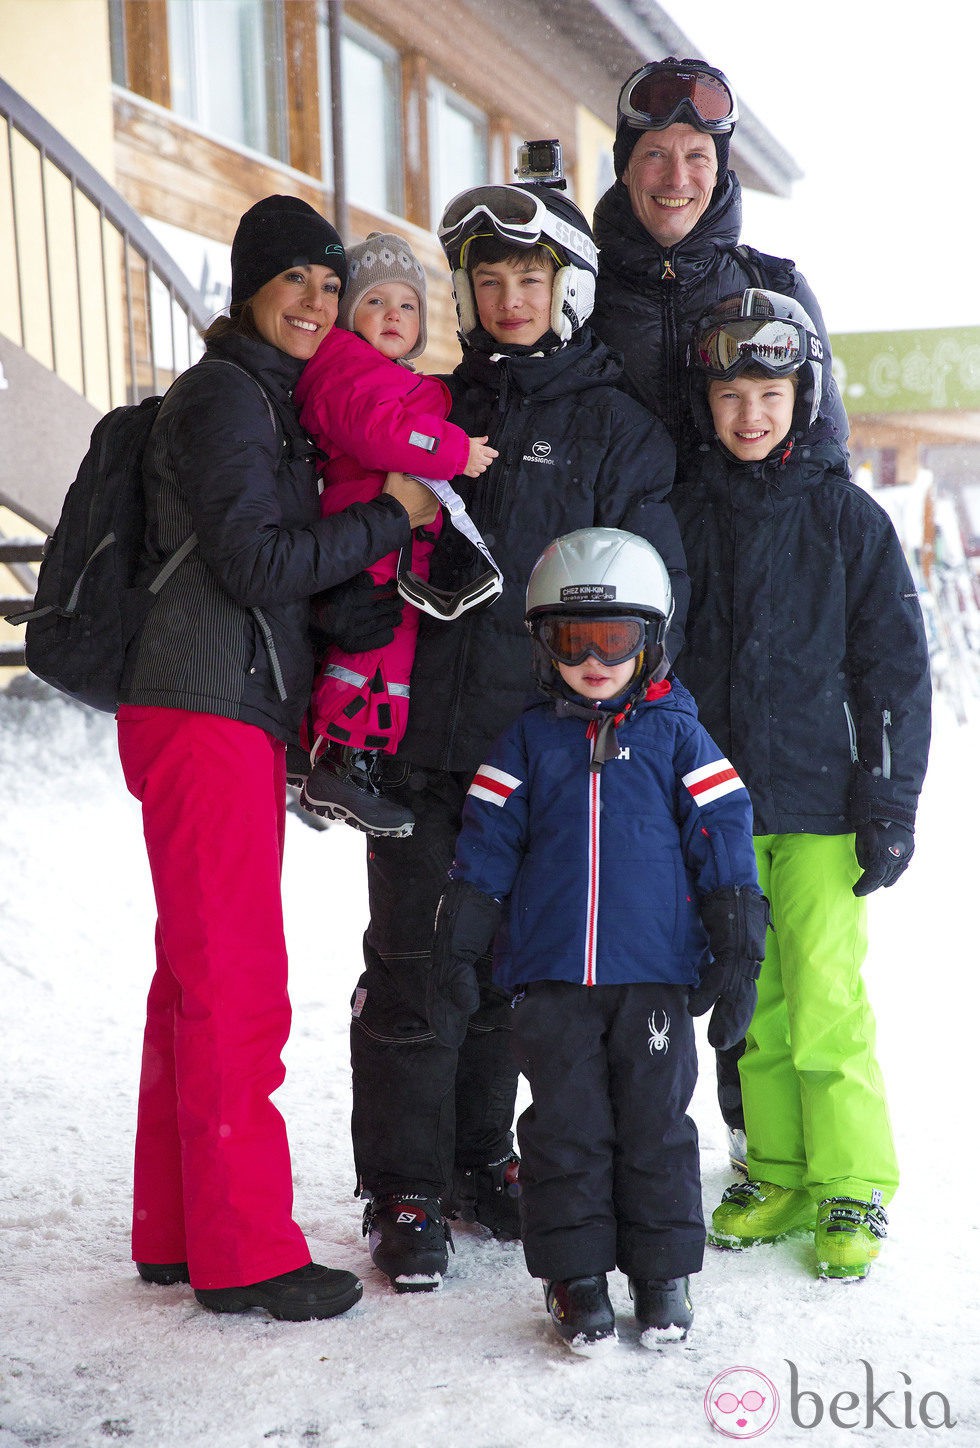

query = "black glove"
[849, 766, 917, 897]
[311, 572, 404, 653]
[853, 819, 914, 896]
[689, 887, 771, 1051]
[426, 879, 502, 1049]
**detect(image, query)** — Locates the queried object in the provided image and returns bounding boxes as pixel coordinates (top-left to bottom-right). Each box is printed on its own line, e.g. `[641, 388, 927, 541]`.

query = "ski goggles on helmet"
[533, 614, 648, 668]
[618, 60, 738, 134]
[694, 315, 815, 380]
[439, 185, 598, 273]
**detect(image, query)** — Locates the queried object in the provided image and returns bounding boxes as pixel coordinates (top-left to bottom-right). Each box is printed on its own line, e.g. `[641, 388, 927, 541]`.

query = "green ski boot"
[709, 1180, 816, 1249]
[815, 1197, 887, 1281]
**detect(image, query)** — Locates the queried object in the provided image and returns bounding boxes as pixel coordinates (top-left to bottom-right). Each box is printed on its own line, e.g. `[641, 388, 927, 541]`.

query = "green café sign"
[830, 326, 980, 414]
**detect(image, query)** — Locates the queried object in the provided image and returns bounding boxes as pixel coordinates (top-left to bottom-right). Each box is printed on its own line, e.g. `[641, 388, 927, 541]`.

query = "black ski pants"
[351, 762, 518, 1198]
[511, 980, 705, 1283]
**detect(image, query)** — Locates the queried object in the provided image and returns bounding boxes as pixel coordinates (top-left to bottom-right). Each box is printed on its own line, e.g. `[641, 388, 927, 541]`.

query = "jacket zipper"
[843, 700, 858, 763]
[881, 709, 892, 778]
[583, 728, 600, 986]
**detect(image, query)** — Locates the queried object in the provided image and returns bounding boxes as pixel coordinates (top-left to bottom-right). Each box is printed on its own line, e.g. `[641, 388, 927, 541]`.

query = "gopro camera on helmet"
[515, 139, 565, 188]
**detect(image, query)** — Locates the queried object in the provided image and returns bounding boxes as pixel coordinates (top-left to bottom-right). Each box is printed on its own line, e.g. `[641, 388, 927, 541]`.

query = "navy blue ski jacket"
[450, 678, 760, 992]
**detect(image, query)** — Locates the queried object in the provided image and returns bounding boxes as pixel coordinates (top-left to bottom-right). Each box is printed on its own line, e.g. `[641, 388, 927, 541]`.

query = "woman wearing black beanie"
[115, 194, 437, 1320]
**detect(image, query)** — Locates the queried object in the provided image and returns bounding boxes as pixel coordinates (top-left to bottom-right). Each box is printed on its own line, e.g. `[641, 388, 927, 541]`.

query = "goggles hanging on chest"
[396, 477, 503, 621]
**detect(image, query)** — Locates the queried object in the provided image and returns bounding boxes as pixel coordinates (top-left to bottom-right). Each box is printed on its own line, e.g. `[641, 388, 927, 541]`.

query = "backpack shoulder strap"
[730, 243, 797, 294]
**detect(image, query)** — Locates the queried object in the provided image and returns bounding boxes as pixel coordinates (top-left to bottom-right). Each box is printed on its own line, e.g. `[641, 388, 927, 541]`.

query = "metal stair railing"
[1, 76, 212, 672]
[1, 75, 210, 410]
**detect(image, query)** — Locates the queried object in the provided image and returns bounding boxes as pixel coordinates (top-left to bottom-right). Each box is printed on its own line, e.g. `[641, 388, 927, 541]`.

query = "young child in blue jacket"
[425, 526, 768, 1353]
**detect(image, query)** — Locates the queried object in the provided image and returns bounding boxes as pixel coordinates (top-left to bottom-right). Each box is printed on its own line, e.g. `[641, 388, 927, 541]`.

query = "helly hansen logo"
[682, 758, 745, 806]
[617, 746, 630, 760]
[469, 764, 522, 806]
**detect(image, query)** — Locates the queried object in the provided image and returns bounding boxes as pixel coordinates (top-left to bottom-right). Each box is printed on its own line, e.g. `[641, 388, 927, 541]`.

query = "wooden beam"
[126, 1, 171, 110]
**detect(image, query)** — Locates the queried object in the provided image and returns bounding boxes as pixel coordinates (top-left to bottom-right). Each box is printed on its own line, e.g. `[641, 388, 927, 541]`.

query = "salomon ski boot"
[629, 1276, 694, 1345]
[709, 1180, 816, 1248]
[301, 741, 414, 837]
[362, 1194, 452, 1292]
[815, 1197, 887, 1281]
[545, 1274, 617, 1355]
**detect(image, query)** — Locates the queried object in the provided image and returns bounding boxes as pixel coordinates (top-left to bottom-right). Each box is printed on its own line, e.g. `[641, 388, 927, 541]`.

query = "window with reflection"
[317, 15, 403, 216]
[428, 80, 488, 225]
[168, 0, 288, 162]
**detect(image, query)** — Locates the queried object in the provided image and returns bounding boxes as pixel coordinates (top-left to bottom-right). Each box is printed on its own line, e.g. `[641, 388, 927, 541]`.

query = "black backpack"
[5, 390, 197, 712]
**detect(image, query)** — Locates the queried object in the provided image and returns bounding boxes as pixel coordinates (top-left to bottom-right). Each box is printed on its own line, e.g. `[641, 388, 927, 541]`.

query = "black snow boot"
[362, 1194, 453, 1292]
[136, 1260, 190, 1286]
[545, 1274, 617, 1354]
[300, 742, 414, 837]
[448, 1152, 521, 1240]
[194, 1263, 363, 1321]
[629, 1275, 694, 1345]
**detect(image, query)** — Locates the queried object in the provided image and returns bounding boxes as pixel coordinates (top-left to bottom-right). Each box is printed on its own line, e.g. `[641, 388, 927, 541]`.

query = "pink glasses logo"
[704, 1367, 780, 1439]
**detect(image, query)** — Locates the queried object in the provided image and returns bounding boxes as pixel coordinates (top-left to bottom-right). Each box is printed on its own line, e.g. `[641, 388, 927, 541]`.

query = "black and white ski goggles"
[438, 185, 598, 273]
[396, 478, 503, 622]
[618, 60, 738, 135]
[532, 614, 649, 668]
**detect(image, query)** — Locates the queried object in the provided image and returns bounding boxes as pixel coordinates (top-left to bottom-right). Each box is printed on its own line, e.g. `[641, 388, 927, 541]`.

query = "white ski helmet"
[525, 527, 674, 696]
[438, 182, 598, 344]
[689, 287, 825, 440]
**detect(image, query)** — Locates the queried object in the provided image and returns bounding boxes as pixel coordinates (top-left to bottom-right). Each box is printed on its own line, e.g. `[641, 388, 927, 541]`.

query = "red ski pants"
[117, 706, 310, 1289]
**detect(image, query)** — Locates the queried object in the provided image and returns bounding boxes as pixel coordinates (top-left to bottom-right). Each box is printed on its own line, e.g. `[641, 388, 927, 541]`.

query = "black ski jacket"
[398, 327, 687, 775]
[670, 422, 931, 834]
[591, 174, 849, 450]
[121, 331, 411, 741]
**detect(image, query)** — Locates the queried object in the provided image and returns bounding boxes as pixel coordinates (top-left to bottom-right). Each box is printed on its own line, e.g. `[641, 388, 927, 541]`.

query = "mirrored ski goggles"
[694, 317, 812, 379]
[618, 62, 738, 134]
[533, 615, 647, 668]
[396, 477, 504, 622]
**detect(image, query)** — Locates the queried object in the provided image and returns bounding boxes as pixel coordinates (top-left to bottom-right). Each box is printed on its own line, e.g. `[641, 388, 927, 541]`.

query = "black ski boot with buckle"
[362, 1194, 453, 1292]
[449, 1152, 521, 1240]
[545, 1274, 617, 1354]
[300, 741, 415, 837]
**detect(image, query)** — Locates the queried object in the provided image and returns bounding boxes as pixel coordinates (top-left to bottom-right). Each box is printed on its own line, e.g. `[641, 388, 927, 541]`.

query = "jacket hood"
[454, 325, 624, 401]
[594, 172, 743, 282]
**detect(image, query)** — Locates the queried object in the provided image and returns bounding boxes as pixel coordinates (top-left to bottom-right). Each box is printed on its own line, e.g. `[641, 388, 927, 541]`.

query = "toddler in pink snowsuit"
[294, 232, 496, 836]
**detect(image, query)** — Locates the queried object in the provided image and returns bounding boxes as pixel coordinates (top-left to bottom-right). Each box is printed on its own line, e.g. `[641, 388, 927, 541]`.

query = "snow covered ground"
[1, 678, 978, 1448]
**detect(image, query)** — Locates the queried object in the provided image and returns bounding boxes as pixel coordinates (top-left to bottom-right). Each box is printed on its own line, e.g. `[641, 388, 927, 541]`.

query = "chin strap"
[396, 477, 504, 622]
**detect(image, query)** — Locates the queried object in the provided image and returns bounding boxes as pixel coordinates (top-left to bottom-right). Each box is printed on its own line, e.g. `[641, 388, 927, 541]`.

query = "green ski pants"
[741, 833, 898, 1205]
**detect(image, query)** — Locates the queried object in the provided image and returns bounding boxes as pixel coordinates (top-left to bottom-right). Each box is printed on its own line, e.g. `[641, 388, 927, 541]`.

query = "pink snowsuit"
[295, 327, 470, 753]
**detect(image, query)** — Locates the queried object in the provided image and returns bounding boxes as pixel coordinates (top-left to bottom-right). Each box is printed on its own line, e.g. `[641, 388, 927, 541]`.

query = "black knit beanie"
[614, 114, 731, 185]
[230, 195, 348, 306]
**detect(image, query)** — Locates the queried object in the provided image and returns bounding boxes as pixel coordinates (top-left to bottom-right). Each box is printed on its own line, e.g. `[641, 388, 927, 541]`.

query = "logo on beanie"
[324, 243, 345, 259]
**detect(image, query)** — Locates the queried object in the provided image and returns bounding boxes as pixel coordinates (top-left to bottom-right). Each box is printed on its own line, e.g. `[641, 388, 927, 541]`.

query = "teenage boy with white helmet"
[350, 180, 690, 1294]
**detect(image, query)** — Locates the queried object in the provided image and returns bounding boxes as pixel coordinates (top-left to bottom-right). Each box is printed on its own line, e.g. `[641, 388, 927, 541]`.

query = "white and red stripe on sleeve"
[468, 763, 523, 807]
[682, 757, 745, 807]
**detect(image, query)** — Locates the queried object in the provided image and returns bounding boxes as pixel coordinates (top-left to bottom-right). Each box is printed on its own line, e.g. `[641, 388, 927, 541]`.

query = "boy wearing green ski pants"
[672, 289, 931, 1280]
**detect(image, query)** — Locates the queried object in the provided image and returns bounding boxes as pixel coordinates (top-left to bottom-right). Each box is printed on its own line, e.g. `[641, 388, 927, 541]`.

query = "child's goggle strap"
[533, 614, 648, 667]
[694, 317, 818, 380]
[396, 477, 504, 622]
[618, 61, 738, 135]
